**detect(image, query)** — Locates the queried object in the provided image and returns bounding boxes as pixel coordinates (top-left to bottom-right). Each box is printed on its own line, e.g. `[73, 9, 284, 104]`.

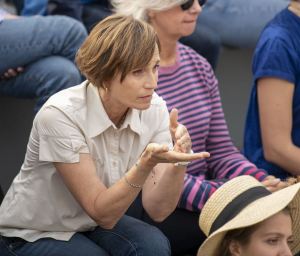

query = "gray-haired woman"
[112, 0, 287, 255]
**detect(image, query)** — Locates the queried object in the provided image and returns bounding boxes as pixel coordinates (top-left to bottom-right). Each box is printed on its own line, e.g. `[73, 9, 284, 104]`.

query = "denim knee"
[32, 56, 82, 111]
[133, 225, 171, 256]
[85, 215, 171, 256]
[47, 15, 87, 60]
[115, 217, 171, 256]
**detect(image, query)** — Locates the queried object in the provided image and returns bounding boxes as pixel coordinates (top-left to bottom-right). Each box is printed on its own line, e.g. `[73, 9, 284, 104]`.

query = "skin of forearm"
[264, 141, 300, 176]
[142, 163, 186, 222]
[93, 164, 152, 229]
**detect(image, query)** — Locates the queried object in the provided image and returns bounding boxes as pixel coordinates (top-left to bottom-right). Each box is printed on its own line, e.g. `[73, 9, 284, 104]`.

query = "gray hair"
[111, 0, 188, 21]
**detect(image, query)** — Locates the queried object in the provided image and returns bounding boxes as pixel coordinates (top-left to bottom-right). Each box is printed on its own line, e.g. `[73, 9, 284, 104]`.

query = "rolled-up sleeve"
[36, 106, 89, 163]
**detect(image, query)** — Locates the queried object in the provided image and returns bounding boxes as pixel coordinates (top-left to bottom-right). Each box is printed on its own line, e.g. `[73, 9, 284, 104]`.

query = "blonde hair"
[111, 0, 188, 21]
[76, 14, 160, 88]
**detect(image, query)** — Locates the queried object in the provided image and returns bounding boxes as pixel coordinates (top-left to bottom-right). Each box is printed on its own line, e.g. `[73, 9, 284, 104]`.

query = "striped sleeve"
[179, 175, 225, 212]
[179, 64, 267, 212]
[157, 43, 267, 212]
[204, 70, 267, 182]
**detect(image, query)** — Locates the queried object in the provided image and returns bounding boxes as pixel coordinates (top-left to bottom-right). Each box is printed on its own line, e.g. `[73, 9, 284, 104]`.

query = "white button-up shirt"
[0, 81, 172, 242]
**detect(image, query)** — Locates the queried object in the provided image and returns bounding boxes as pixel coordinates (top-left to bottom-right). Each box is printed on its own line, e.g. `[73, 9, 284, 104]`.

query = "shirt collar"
[120, 108, 142, 135]
[86, 82, 142, 138]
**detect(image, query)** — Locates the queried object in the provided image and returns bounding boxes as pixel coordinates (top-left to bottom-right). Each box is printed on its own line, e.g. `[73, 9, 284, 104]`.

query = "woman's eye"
[266, 238, 279, 245]
[133, 69, 144, 75]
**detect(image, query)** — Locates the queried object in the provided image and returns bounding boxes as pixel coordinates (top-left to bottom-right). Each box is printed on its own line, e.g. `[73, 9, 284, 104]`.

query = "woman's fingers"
[2, 67, 24, 79]
[153, 150, 210, 163]
[143, 143, 209, 167]
[169, 108, 179, 140]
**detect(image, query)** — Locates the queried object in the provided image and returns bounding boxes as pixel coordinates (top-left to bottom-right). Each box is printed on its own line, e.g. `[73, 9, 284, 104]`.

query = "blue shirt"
[244, 8, 300, 179]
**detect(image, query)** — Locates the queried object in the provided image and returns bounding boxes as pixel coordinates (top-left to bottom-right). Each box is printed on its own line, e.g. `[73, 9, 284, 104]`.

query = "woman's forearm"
[263, 140, 300, 176]
[93, 162, 152, 229]
[142, 163, 186, 222]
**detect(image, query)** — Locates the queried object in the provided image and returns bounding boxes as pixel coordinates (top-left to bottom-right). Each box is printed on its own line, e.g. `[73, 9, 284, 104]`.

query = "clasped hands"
[140, 108, 210, 169]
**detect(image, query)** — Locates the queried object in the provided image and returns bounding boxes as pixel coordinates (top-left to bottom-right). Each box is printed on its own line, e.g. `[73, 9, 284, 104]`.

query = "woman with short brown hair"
[0, 14, 208, 256]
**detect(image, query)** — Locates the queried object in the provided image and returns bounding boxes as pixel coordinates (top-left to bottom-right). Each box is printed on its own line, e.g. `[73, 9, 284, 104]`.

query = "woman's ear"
[147, 10, 154, 18]
[229, 240, 242, 256]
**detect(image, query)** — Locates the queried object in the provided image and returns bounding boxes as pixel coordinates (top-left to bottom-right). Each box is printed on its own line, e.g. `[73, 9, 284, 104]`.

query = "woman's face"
[148, 1, 201, 40]
[230, 211, 293, 256]
[105, 44, 160, 112]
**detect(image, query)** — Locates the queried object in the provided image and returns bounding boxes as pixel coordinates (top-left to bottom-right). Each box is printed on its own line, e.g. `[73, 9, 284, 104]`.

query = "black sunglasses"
[180, 0, 207, 10]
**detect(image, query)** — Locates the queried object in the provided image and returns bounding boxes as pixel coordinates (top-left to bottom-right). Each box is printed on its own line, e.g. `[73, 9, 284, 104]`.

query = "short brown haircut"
[76, 14, 160, 88]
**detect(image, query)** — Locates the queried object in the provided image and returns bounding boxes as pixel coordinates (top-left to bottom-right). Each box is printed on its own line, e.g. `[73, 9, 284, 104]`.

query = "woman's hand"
[140, 143, 209, 169]
[140, 108, 209, 169]
[169, 108, 191, 153]
[261, 175, 289, 192]
[1, 67, 24, 80]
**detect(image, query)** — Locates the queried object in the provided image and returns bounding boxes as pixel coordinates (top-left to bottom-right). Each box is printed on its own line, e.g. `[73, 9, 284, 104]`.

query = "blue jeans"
[20, 0, 221, 69]
[0, 15, 87, 112]
[0, 215, 171, 256]
[198, 0, 289, 48]
[21, 0, 48, 15]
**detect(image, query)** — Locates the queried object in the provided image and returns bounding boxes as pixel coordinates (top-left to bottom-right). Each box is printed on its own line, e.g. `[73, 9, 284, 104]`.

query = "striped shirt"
[157, 43, 267, 212]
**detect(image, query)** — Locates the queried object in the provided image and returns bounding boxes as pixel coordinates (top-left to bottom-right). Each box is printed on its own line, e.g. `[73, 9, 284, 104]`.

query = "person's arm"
[177, 68, 279, 212]
[205, 78, 286, 190]
[40, 106, 207, 229]
[258, 77, 300, 175]
[0, 8, 7, 21]
[0, 10, 23, 80]
[0, 67, 24, 80]
[54, 153, 150, 229]
[141, 109, 209, 221]
[0, 8, 18, 19]
[179, 174, 285, 212]
[55, 143, 208, 228]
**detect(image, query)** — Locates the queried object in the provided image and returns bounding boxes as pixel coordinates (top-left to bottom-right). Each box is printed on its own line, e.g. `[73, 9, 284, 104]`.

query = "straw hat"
[197, 175, 300, 256]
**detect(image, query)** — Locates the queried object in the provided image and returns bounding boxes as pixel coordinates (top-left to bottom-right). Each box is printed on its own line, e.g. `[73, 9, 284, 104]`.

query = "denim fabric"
[0, 15, 87, 112]
[21, 0, 47, 16]
[198, 0, 289, 47]
[19, 0, 221, 69]
[126, 193, 206, 256]
[0, 9, 7, 22]
[50, 0, 83, 21]
[0, 215, 171, 256]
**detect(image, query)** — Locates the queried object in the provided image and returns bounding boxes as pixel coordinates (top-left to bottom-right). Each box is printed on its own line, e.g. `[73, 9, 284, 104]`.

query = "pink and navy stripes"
[157, 43, 267, 212]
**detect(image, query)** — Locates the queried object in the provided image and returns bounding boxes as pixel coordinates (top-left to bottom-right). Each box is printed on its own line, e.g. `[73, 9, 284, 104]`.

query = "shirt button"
[112, 161, 117, 167]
